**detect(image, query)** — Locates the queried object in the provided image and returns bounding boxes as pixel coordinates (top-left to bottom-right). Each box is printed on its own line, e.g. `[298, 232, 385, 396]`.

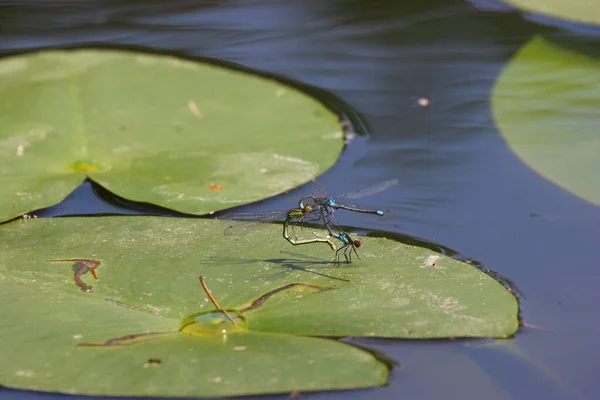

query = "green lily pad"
[0, 49, 342, 223]
[0, 217, 518, 396]
[498, 0, 600, 26]
[0, 281, 386, 397]
[492, 36, 600, 206]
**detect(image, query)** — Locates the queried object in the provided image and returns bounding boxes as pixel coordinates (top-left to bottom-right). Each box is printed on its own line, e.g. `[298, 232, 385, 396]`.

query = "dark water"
[1, 1, 599, 399]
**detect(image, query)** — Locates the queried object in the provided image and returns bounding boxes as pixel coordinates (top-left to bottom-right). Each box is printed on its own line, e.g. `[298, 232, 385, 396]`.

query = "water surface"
[1, 1, 599, 399]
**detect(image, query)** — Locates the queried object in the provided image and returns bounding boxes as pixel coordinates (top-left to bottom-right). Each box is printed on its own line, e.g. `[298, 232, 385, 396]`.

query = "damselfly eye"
[354, 241, 361, 248]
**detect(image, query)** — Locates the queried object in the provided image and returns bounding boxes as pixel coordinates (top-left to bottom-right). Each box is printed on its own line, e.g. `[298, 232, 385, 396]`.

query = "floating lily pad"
[0, 49, 343, 223]
[498, 0, 600, 26]
[492, 36, 600, 206]
[0, 281, 386, 398]
[0, 217, 518, 396]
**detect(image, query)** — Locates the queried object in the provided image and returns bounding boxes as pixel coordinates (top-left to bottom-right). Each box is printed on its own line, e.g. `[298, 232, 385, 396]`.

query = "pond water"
[1, 0, 599, 399]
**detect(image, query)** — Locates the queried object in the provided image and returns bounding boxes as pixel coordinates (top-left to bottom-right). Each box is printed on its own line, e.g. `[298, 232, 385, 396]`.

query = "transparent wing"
[220, 210, 290, 222]
[220, 210, 289, 236]
[337, 178, 399, 200]
[297, 180, 329, 207]
[220, 208, 329, 237]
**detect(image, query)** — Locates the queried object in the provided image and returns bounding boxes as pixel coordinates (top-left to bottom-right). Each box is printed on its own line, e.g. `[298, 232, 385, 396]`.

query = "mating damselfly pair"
[218, 178, 398, 264]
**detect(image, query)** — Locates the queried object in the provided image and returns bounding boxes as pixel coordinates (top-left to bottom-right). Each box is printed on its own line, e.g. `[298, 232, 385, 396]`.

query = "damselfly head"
[303, 204, 313, 213]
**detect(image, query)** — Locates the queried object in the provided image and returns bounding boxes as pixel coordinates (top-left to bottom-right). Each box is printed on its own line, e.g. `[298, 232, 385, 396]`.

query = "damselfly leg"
[331, 231, 361, 265]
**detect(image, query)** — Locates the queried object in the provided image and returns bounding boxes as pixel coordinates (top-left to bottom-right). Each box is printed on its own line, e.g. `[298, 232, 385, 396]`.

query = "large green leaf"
[0, 50, 342, 222]
[0, 281, 386, 397]
[498, 0, 600, 26]
[0, 217, 518, 396]
[492, 36, 600, 206]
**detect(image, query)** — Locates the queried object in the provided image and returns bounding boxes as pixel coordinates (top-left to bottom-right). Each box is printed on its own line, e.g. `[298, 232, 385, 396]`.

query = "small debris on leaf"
[423, 255, 440, 268]
[143, 358, 162, 368]
[188, 100, 203, 117]
[46, 258, 102, 292]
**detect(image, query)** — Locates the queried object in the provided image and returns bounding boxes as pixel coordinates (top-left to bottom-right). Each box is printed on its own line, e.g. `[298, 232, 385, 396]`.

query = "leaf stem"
[198, 275, 238, 326]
